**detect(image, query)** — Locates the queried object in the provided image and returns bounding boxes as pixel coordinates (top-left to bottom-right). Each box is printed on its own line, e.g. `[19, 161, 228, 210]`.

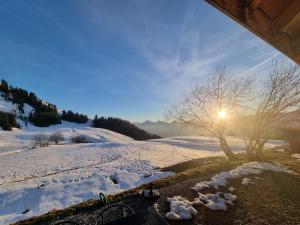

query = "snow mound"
[228, 187, 235, 193]
[165, 196, 198, 220]
[165, 192, 237, 219]
[192, 162, 295, 190]
[241, 178, 254, 185]
[198, 192, 237, 211]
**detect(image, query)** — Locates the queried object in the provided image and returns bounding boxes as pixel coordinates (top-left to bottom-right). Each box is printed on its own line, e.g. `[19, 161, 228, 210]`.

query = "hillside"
[0, 128, 284, 225]
[0, 79, 158, 140]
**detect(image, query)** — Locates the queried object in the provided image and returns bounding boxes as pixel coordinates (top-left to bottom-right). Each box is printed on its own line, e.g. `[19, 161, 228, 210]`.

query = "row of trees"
[34, 132, 64, 147]
[33, 132, 90, 147]
[169, 61, 300, 161]
[0, 79, 88, 127]
[93, 116, 160, 140]
[28, 111, 61, 127]
[0, 111, 20, 131]
[0, 79, 56, 113]
[61, 110, 88, 123]
[1, 79, 61, 127]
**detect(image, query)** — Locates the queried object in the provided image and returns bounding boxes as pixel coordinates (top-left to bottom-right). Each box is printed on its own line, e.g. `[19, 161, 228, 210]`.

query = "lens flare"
[218, 111, 226, 119]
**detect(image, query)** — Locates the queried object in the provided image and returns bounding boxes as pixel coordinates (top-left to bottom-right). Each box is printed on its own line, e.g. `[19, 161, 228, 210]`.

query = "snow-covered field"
[0, 121, 285, 225]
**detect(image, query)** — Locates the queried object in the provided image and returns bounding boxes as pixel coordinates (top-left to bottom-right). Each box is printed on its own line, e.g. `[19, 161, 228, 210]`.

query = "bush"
[33, 133, 49, 147]
[49, 132, 64, 144]
[71, 135, 89, 143]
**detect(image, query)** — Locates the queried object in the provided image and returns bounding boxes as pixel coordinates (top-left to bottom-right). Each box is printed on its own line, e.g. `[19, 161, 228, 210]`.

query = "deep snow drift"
[0, 119, 285, 225]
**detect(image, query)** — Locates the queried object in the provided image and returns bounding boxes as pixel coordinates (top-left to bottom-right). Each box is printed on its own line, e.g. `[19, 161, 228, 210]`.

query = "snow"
[165, 192, 237, 218]
[165, 196, 198, 220]
[198, 192, 237, 210]
[192, 162, 295, 211]
[192, 162, 295, 191]
[0, 95, 33, 117]
[150, 136, 285, 153]
[0, 95, 17, 113]
[0, 96, 288, 224]
[241, 178, 254, 185]
[1, 128, 284, 225]
[166, 162, 296, 220]
[228, 187, 235, 193]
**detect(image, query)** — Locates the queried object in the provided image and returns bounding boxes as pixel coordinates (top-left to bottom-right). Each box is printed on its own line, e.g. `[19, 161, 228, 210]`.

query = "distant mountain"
[137, 109, 300, 138]
[135, 120, 209, 137]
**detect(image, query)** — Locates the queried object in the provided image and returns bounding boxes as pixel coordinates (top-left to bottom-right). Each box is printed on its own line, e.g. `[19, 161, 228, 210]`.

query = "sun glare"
[218, 111, 227, 119]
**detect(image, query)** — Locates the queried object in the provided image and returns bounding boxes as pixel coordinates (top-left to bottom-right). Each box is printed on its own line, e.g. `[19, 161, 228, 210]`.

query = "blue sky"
[0, 0, 287, 122]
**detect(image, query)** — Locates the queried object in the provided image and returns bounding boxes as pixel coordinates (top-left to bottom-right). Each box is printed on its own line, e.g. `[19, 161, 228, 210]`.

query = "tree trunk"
[247, 140, 264, 161]
[255, 142, 264, 160]
[246, 142, 256, 161]
[219, 135, 237, 161]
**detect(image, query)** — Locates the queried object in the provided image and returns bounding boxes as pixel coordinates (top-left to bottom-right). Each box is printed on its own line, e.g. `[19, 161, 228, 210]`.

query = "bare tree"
[239, 61, 300, 160]
[49, 132, 64, 144]
[168, 68, 252, 160]
[33, 133, 49, 148]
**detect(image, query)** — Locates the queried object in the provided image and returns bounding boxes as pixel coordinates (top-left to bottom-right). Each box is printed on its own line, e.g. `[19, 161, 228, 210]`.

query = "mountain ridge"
[135, 120, 209, 137]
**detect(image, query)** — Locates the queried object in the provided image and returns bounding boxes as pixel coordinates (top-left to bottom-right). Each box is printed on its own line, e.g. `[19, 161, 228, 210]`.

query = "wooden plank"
[274, 0, 300, 32]
[205, 0, 300, 64]
[249, 0, 263, 11]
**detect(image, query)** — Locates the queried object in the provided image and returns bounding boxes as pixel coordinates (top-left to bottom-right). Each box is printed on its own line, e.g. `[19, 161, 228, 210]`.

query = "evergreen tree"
[61, 110, 88, 123]
[0, 111, 19, 131]
[92, 116, 160, 140]
[1, 115, 11, 131]
[0, 79, 9, 93]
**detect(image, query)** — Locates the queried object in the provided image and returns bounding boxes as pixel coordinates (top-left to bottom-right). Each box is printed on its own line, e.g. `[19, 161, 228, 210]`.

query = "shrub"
[71, 135, 89, 143]
[33, 133, 49, 147]
[49, 132, 64, 144]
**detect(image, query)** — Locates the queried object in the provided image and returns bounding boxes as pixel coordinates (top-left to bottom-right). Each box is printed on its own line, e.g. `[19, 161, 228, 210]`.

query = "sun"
[218, 111, 227, 119]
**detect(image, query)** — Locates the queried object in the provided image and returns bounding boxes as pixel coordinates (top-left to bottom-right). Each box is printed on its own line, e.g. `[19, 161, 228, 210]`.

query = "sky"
[0, 0, 288, 122]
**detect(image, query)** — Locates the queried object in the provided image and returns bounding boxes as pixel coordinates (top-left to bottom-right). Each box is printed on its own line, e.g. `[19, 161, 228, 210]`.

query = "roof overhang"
[205, 0, 300, 64]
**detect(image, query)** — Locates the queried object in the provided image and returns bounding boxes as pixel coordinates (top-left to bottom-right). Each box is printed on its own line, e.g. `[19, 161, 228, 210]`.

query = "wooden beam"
[205, 0, 300, 64]
[274, 0, 300, 32]
[249, 0, 263, 11]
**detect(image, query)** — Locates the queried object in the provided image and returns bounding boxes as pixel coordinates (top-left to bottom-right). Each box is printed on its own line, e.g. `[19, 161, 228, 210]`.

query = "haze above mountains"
[135, 120, 208, 137]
